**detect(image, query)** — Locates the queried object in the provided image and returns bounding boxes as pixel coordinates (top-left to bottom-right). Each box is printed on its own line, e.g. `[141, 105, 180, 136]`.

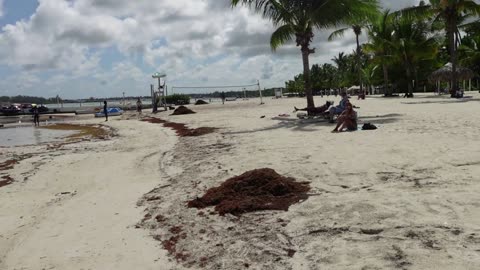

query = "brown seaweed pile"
[141, 118, 216, 137]
[42, 124, 111, 140]
[0, 175, 14, 188]
[171, 106, 196, 115]
[194, 100, 209, 105]
[188, 168, 310, 216]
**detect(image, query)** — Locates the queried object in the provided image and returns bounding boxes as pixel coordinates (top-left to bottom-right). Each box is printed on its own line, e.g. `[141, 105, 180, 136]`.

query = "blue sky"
[0, 0, 37, 25]
[0, 0, 424, 99]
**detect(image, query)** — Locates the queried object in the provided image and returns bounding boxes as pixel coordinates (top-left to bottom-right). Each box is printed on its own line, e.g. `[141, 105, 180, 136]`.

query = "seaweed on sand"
[188, 168, 310, 216]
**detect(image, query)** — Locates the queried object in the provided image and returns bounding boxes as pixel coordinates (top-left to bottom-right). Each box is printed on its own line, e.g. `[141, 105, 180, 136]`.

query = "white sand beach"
[1, 93, 480, 269]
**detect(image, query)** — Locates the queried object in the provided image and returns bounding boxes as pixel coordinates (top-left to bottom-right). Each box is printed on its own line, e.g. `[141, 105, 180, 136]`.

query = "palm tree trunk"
[356, 33, 363, 94]
[405, 59, 413, 96]
[448, 18, 458, 96]
[414, 67, 419, 92]
[382, 64, 390, 96]
[406, 69, 413, 95]
[301, 48, 314, 108]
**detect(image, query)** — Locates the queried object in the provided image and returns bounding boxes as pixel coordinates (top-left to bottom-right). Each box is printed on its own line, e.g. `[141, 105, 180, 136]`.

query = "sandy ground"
[0, 119, 181, 270]
[1, 92, 480, 269]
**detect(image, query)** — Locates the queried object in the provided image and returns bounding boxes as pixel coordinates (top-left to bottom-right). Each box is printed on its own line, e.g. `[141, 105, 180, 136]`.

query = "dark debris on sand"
[194, 100, 209, 105]
[141, 117, 216, 137]
[0, 175, 14, 188]
[188, 168, 310, 216]
[171, 106, 196, 115]
[0, 159, 18, 171]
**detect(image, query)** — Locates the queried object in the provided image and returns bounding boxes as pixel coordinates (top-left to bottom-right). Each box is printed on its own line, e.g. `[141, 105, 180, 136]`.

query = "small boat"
[94, 107, 124, 117]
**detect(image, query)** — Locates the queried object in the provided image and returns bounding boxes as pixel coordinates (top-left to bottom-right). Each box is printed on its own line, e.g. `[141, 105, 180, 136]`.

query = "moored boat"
[94, 107, 124, 117]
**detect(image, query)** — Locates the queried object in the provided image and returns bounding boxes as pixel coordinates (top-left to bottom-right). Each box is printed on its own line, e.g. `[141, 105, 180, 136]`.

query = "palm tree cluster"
[232, 0, 480, 106]
[231, 0, 379, 107]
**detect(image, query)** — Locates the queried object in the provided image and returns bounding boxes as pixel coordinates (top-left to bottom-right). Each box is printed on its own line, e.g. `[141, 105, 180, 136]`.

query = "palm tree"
[459, 21, 480, 82]
[402, 0, 480, 96]
[332, 52, 349, 87]
[364, 10, 395, 96]
[328, 17, 374, 95]
[332, 52, 348, 71]
[388, 14, 438, 96]
[361, 64, 378, 94]
[232, 0, 379, 108]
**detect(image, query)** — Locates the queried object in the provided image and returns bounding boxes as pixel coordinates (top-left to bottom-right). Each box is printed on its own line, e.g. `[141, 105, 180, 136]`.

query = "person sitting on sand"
[294, 101, 332, 115]
[328, 92, 349, 123]
[332, 102, 357, 132]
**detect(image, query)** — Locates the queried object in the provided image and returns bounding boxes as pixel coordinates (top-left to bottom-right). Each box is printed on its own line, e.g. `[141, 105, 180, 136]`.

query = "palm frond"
[270, 24, 295, 51]
[328, 28, 349, 41]
[394, 4, 432, 20]
[460, 0, 480, 16]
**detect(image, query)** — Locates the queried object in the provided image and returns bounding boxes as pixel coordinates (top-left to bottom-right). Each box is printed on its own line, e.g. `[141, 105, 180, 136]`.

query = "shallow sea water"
[0, 126, 76, 147]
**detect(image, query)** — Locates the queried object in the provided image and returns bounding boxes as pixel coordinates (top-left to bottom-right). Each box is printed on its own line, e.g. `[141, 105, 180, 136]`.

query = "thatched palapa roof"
[429, 63, 475, 83]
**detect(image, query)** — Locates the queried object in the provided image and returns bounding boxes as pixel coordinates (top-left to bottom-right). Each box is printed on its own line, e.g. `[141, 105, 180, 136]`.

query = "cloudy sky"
[0, 0, 421, 99]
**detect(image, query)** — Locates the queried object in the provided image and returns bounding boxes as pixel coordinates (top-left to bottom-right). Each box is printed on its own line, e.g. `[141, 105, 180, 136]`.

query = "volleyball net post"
[257, 80, 264, 105]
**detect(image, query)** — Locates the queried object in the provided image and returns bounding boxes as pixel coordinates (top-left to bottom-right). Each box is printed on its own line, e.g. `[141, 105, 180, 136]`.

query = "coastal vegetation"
[164, 94, 191, 105]
[0, 95, 61, 105]
[233, 0, 480, 102]
[232, 0, 379, 108]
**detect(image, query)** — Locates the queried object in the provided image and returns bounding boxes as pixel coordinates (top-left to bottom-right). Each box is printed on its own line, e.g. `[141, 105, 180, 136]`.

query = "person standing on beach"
[103, 100, 108, 121]
[32, 105, 40, 126]
[136, 98, 143, 113]
[221, 91, 226, 105]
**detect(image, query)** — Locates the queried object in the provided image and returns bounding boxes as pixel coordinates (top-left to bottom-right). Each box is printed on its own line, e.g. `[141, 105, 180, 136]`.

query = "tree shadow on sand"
[360, 113, 404, 125]
[225, 114, 403, 135]
[401, 96, 480, 105]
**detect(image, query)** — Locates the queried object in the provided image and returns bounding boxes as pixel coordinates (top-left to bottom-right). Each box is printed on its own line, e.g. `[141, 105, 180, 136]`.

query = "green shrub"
[164, 94, 190, 105]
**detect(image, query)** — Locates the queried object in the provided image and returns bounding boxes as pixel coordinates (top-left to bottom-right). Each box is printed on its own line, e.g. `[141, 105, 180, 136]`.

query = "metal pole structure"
[152, 72, 167, 111]
[164, 85, 167, 111]
[122, 91, 125, 110]
[257, 80, 264, 104]
[151, 84, 157, 113]
[157, 77, 167, 111]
